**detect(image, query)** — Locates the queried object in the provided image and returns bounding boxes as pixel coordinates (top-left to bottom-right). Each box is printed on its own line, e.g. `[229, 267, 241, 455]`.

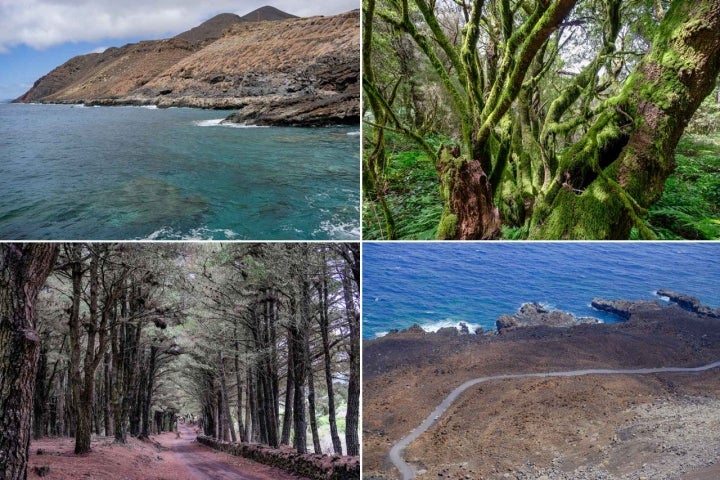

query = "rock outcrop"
[657, 289, 720, 318]
[496, 303, 599, 332]
[15, 8, 360, 127]
[590, 298, 662, 320]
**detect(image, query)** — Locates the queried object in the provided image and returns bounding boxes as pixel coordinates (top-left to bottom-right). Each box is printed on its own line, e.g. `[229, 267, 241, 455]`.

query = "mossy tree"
[363, 0, 720, 239]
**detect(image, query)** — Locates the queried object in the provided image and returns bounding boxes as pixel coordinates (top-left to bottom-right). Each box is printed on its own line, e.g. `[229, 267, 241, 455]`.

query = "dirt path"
[158, 424, 309, 480]
[389, 360, 720, 480]
[26, 425, 311, 480]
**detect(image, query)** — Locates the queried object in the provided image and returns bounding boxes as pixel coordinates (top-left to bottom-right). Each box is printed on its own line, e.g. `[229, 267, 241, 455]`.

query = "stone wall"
[196, 435, 359, 479]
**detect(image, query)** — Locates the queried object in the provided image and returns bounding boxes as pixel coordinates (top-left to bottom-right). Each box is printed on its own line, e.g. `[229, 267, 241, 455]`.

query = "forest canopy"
[363, 0, 720, 239]
[0, 243, 360, 480]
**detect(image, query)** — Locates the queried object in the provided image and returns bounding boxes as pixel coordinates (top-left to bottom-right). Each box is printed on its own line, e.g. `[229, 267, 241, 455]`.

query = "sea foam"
[144, 226, 240, 240]
[193, 119, 268, 128]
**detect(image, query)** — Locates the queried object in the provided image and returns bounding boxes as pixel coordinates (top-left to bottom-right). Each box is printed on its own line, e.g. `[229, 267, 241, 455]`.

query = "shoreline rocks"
[496, 302, 599, 332]
[657, 288, 720, 318]
[383, 290, 718, 338]
[590, 298, 662, 320]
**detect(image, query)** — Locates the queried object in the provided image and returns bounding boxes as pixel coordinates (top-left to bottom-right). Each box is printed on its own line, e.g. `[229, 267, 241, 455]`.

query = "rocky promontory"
[590, 298, 662, 320]
[657, 288, 720, 318]
[496, 302, 599, 332]
[15, 7, 359, 127]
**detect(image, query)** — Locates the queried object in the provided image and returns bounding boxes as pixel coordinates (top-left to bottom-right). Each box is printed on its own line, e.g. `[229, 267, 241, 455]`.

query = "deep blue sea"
[362, 242, 720, 338]
[0, 103, 359, 240]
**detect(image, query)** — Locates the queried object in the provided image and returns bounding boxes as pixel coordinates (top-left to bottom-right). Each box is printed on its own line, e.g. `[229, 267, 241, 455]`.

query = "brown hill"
[240, 6, 298, 22]
[174, 13, 243, 44]
[15, 8, 359, 126]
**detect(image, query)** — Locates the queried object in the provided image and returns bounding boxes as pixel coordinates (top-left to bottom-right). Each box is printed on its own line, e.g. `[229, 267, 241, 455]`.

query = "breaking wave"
[142, 226, 241, 240]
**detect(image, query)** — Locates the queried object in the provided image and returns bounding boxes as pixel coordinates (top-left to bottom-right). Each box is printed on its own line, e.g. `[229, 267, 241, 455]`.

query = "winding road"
[389, 360, 720, 480]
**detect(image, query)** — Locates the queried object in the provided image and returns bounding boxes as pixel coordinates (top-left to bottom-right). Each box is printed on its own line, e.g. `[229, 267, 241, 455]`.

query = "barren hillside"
[15, 8, 359, 126]
[364, 302, 720, 479]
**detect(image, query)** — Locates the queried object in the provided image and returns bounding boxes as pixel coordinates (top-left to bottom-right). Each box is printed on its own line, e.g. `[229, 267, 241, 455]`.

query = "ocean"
[0, 103, 359, 240]
[362, 242, 720, 338]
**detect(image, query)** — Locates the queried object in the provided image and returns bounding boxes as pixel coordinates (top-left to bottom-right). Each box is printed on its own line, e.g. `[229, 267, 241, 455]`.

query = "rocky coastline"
[364, 289, 720, 480]
[385, 289, 719, 337]
[14, 9, 360, 127]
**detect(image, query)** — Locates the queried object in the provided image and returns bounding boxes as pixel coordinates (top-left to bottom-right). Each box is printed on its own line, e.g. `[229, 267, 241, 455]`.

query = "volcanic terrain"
[363, 293, 720, 479]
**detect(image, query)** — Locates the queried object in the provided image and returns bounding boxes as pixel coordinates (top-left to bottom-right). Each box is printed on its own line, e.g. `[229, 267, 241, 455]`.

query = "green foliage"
[686, 92, 720, 135]
[363, 135, 448, 239]
[500, 224, 530, 240]
[643, 134, 720, 239]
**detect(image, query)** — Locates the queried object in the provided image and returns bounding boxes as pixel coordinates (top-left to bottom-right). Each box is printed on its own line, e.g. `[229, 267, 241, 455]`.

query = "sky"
[0, 0, 359, 100]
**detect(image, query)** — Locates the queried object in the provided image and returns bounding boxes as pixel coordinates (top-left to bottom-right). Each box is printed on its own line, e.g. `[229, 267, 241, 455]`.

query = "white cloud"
[0, 0, 358, 52]
[88, 46, 110, 54]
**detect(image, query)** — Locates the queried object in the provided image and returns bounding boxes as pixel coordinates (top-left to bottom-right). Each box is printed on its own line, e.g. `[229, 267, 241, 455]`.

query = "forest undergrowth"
[364, 130, 720, 240]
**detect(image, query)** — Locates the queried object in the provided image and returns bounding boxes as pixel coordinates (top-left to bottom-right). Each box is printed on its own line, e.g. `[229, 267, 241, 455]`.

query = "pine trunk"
[318, 272, 342, 454]
[306, 336, 321, 454]
[342, 267, 360, 456]
[0, 244, 58, 480]
[280, 339, 294, 446]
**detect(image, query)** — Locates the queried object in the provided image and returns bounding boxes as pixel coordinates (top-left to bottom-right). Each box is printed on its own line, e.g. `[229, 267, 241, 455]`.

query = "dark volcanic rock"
[397, 324, 426, 335]
[496, 302, 599, 332]
[591, 298, 662, 320]
[657, 289, 720, 318]
[222, 90, 359, 127]
[436, 327, 459, 336]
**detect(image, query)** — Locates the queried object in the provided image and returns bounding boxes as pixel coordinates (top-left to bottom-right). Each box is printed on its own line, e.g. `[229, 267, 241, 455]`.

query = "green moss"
[531, 181, 630, 239]
[436, 211, 458, 239]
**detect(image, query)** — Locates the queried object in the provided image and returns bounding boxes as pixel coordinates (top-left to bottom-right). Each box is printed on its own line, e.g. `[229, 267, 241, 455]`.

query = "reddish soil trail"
[27, 424, 310, 480]
[163, 423, 309, 480]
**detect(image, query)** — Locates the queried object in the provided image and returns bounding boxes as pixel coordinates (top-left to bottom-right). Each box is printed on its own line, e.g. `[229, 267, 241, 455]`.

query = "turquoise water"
[363, 242, 720, 338]
[0, 103, 359, 240]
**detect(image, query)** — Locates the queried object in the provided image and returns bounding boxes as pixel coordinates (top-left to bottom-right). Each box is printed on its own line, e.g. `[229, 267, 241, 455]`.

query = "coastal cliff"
[14, 7, 359, 126]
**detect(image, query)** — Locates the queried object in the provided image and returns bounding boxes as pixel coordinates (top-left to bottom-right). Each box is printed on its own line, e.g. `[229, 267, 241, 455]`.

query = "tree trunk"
[67, 244, 93, 455]
[0, 244, 58, 480]
[154, 411, 163, 435]
[247, 366, 258, 443]
[436, 149, 502, 239]
[342, 266, 360, 456]
[33, 343, 49, 440]
[280, 339, 295, 446]
[103, 353, 113, 437]
[216, 388, 224, 440]
[531, 0, 720, 239]
[318, 271, 342, 454]
[305, 336, 321, 454]
[139, 346, 157, 439]
[219, 354, 236, 442]
[233, 325, 245, 442]
[290, 293, 308, 453]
